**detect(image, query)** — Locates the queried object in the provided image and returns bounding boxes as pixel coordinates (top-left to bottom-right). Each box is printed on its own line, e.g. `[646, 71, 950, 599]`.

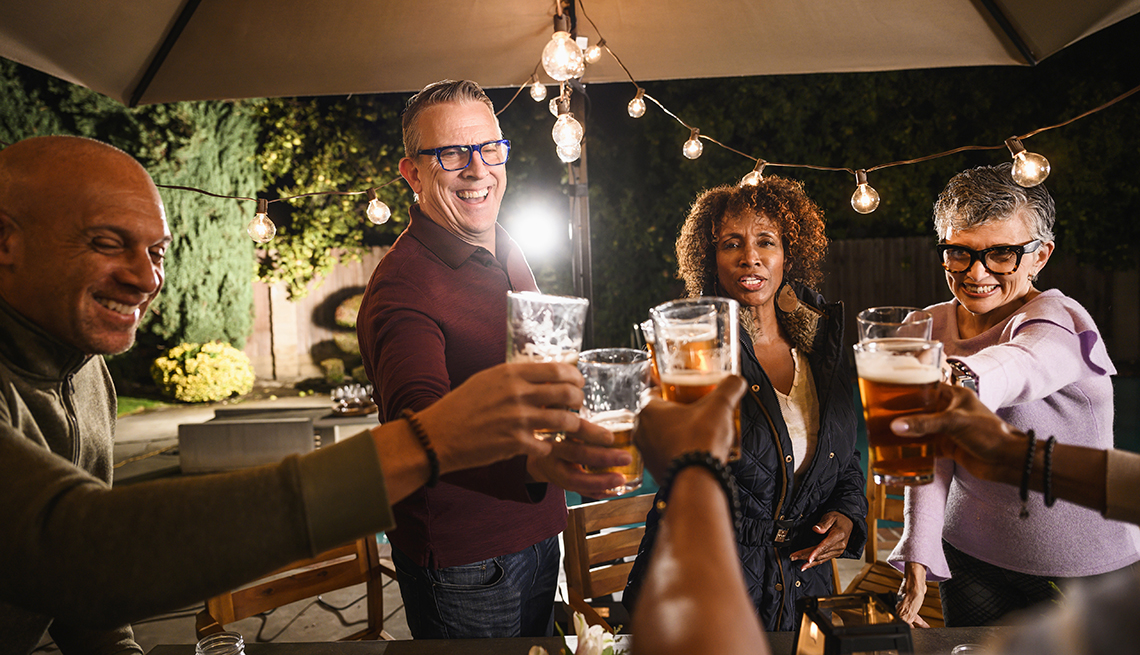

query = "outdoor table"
[150, 625, 1004, 655]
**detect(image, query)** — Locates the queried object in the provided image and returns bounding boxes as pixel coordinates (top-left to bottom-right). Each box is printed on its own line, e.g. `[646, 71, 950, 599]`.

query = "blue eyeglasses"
[417, 139, 511, 171]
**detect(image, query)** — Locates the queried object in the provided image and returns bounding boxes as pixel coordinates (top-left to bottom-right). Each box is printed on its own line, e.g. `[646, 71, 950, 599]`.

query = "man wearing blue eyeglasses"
[356, 80, 627, 640]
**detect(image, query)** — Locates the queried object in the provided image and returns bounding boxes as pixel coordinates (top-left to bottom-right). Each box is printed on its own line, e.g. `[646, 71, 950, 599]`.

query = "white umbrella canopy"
[2, 0, 1140, 107]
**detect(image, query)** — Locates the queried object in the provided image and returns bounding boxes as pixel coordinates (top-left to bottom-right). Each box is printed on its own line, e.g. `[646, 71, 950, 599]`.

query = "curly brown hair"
[676, 176, 829, 299]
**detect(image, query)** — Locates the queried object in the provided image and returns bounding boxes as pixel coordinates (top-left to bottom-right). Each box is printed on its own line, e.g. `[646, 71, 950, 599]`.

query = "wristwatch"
[947, 359, 978, 392]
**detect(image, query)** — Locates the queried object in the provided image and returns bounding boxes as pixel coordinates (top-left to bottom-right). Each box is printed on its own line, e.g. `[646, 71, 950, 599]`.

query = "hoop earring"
[777, 283, 800, 313]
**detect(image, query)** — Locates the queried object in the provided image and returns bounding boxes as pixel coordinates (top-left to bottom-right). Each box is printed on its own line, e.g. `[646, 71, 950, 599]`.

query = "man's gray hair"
[402, 80, 499, 158]
[932, 163, 1055, 243]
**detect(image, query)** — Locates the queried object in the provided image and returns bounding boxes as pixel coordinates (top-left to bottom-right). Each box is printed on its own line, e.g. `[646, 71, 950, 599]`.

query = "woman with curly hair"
[624, 177, 868, 631]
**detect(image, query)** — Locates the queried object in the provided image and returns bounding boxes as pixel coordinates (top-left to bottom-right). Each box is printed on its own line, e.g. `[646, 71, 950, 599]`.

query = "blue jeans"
[391, 536, 559, 639]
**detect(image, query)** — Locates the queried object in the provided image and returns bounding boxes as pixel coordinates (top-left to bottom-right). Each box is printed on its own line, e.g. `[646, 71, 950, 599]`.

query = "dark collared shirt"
[357, 205, 565, 568]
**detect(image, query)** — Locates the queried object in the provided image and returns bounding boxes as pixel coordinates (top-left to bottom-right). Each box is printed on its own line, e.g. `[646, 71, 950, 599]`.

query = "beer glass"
[853, 338, 943, 485]
[506, 291, 589, 441]
[578, 348, 651, 494]
[650, 297, 742, 460]
[856, 307, 933, 342]
[638, 319, 660, 385]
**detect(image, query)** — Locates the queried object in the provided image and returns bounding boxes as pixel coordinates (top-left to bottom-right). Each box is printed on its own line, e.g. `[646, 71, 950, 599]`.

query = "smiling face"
[942, 210, 1053, 326]
[714, 210, 785, 309]
[398, 100, 506, 251]
[0, 137, 170, 355]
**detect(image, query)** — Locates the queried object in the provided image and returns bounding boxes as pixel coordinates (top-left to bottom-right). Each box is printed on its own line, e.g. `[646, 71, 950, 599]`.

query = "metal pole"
[567, 84, 594, 349]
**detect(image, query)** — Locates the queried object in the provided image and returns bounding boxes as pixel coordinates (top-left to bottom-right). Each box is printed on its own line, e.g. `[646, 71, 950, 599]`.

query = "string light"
[557, 142, 582, 163]
[247, 198, 277, 243]
[529, 77, 548, 102]
[1005, 137, 1051, 187]
[741, 159, 766, 186]
[365, 188, 391, 224]
[584, 39, 604, 65]
[628, 88, 647, 118]
[850, 170, 881, 214]
[541, 16, 585, 82]
[553, 112, 584, 148]
[682, 128, 703, 159]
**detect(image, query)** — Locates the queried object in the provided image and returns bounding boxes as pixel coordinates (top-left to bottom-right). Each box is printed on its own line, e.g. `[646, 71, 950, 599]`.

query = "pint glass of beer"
[853, 338, 943, 485]
[650, 297, 742, 460]
[578, 348, 651, 494]
[506, 291, 589, 441]
[856, 307, 933, 342]
[638, 319, 660, 385]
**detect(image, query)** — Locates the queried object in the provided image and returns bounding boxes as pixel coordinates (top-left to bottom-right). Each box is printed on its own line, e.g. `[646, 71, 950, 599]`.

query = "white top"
[774, 348, 820, 485]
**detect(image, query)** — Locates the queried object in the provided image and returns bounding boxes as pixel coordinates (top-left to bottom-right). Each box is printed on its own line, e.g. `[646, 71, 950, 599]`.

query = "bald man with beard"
[0, 136, 599, 654]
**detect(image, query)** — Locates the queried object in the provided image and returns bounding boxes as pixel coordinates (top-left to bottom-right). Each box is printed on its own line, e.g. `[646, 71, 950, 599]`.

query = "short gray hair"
[932, 163, 1055, 243]
[401, 80, 498, 158]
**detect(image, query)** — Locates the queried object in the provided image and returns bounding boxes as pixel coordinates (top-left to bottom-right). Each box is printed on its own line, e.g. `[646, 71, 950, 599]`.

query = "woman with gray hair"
[889, 163, 1140, 628]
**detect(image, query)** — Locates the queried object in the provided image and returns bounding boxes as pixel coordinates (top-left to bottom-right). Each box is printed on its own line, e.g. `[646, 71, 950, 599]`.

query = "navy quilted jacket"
[624, 287, 868, 631]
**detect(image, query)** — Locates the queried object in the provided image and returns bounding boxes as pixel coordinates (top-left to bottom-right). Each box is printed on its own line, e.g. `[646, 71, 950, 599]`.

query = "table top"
[151, 625, 1003, 655]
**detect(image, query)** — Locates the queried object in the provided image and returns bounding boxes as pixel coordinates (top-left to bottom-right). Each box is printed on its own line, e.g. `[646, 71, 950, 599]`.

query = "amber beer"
[585, 409, 643, 493]
[854, 339, 942, 485]
[660, 370, 742, 460]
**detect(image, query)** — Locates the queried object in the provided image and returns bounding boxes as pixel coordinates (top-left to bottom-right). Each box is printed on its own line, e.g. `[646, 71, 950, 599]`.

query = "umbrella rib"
[977, 0, 1039, 66]
[128, 0, 205, 107]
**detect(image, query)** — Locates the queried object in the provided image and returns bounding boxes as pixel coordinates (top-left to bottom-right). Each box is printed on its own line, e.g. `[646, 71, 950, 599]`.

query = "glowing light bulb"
[585, 43, 603, 64]
[529, 79, 547, 102]
[557, 142, 582, 163]
[247, 199, 276, 243]
[682, 129, 703, 159]
[366, 189, 390, 225]
[552, 113, 584, 148]
[1005, 137, 1050, 187]
[741, 160, 766, 186]
[850, 169, 880, 214]
[542, 31, 585, 81]
[549, 97, 560, 116]
[628, 88, 646, 118]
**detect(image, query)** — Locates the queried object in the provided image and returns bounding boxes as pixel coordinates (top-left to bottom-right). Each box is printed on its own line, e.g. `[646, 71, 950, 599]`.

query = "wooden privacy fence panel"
[247, 247, 389, 381]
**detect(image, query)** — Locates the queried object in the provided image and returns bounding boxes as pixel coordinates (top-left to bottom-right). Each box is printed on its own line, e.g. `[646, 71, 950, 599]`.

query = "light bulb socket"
[1005, 137, 1027, 157]
[256, 198, 269, 215]
[553, 15, 571, 34]
[855, 169, 869, 186]
[556, 97, 571, 115]
[634, 87, 645, 101]
[366, 188, 378, 202]
[689, 128, 700, 140]
[752, 159, 767, 175]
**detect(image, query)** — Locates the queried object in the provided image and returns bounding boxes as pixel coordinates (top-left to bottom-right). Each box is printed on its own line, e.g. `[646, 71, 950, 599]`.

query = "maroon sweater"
[357, 205, 566, 568]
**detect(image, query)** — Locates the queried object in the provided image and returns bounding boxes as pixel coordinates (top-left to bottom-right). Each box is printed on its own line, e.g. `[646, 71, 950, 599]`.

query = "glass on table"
[577, 348, 651, 494]
[853, 338, 943, 485]
[506, 291, 589, 441]
[650, 297, 742, 460]
[856, 306, 933, 342]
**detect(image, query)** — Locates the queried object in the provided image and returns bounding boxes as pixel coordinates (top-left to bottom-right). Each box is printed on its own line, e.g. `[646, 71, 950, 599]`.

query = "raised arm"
[630, 376, 767, 655]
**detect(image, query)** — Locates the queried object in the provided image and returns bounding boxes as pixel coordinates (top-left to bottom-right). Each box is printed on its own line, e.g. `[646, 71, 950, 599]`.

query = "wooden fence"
[246, 239, 1139, 381]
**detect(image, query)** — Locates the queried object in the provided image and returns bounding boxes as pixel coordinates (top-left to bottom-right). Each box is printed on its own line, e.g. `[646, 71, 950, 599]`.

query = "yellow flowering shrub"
[151, 342, 256, 403]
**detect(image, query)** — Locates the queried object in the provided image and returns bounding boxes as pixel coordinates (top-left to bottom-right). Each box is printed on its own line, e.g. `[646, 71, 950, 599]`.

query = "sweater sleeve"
[0, 427, 392, 630]
[888, 456, 955, 580]
[954, 298, 1115, 412]
[1105, 449, 1140, 527]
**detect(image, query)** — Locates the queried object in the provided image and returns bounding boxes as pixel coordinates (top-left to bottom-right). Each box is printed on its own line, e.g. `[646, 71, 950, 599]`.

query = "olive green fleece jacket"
[0, 298, 394, 655]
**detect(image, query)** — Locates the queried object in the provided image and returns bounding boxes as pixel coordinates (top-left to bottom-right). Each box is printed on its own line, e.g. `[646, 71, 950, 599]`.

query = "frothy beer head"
[856, 352, 941, 385]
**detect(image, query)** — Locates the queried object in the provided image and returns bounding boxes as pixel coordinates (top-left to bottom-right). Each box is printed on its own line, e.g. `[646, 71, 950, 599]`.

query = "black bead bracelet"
[656, 450, 742, 534]
[402, 408, 440, 488]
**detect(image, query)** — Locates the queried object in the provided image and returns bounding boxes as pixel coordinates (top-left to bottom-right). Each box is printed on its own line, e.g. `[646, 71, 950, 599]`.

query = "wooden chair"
[195, 536, 396, 640]
[563, 493, 655, 632]
[842, 476, 944, 627]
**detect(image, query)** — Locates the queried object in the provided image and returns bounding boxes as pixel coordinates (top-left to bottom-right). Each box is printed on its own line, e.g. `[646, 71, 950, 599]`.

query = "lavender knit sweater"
[889, 290, 1140, 580]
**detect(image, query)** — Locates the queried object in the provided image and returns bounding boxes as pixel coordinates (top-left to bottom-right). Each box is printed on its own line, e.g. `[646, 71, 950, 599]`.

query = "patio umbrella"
[1, 0, 1139, 107]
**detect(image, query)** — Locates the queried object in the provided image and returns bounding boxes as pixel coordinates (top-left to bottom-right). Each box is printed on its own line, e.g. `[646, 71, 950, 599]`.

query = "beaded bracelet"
[655, 451, 742, 534]
[1019, 430, 1037, 519]
[401, 408, 440, 488]
[1043, 435, 1057, 508]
